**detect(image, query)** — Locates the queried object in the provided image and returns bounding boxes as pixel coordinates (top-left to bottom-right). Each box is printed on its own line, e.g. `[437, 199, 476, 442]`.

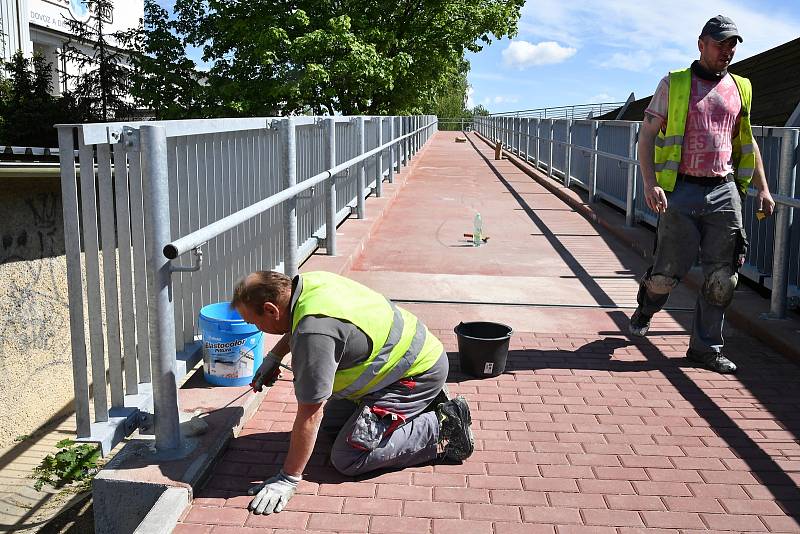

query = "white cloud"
[481, 96, 520, 106]
[466, 87, 475, 109]
[501, 41, 577, 69]
[515, 0, 800, 72]
[587, 93, 617, 104]
[598, 50, 654, 72]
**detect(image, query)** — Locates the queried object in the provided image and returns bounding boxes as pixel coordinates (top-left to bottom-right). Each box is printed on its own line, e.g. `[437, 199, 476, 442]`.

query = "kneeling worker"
[231, 270, 474, 515]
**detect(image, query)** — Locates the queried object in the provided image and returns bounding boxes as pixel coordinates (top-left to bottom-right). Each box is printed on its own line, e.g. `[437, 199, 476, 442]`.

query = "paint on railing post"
[625, 122, 638, 227]
[281, 117, 298, 277]
[589, 121, 599, 203]
[325, 117, 337, 255]
[356, 116, 366, 219]
[140, 125, 181, 452]
[768, 128, 799, 318]
[564, 119, 573, 188]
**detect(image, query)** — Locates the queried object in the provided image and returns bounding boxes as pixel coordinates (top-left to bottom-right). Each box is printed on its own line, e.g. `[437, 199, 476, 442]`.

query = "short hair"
[231, 271, 292, 315]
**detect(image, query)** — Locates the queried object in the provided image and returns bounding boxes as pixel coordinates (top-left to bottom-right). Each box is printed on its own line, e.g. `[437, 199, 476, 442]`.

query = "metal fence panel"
[59, 115, 431, 452]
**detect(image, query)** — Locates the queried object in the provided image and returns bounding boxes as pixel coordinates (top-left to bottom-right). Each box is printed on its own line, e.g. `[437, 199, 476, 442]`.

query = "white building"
[1, 0, 143, 94]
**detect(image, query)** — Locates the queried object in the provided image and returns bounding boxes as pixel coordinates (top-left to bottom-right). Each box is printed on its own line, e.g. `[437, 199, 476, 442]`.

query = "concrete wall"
[0, 177, 74, 450]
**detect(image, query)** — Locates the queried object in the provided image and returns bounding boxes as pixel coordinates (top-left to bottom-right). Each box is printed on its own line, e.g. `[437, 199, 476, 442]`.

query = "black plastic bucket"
[454, 321, 513, 378]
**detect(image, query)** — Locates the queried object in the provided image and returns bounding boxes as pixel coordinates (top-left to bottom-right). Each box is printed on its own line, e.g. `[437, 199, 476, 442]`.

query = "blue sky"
[159, 0, 799, 114]
[468, 0, 800, 113]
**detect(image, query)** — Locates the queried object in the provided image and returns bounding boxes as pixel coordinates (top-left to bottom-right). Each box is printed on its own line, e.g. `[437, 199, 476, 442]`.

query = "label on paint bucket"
[204, 336, 258, 379]
[484, 362, 494, 374]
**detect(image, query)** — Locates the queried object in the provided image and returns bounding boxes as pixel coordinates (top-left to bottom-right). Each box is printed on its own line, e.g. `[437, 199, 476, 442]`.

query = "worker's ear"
[262, 301, 280, 319]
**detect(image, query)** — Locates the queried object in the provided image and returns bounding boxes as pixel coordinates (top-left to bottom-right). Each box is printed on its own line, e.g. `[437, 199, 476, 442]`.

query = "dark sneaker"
[628, 308, 652, 337]
[424, 384, 450, 413]
[437, 396, 474, 462]
[687, 349, 737, 374]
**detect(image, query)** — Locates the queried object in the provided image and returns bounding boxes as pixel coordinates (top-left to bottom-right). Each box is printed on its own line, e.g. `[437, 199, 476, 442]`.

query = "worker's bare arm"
[269, 333, 291, 358]
[283, 401, 325, 477]
[750, 139, 775, 216]
[638, 113, 668, 213]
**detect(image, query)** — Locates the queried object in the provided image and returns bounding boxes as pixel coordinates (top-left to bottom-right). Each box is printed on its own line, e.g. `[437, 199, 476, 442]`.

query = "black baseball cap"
[700, 15, 743, 42]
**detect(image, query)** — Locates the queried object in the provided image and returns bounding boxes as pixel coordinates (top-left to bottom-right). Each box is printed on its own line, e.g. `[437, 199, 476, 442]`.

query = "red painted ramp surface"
[177, 131, 800, 533]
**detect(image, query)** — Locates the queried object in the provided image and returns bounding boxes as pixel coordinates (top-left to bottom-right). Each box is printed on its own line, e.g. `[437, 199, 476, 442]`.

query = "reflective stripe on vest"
[653, 68, 756, 195]
[292, 271, 443, 400]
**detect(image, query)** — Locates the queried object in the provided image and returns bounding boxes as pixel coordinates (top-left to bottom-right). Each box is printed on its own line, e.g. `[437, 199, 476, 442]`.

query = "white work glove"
[251, 352, 282, 392]
[247, 470, 300, 515]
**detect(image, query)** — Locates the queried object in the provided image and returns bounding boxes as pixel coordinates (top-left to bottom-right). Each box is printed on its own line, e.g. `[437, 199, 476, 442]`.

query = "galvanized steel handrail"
[164, 121, 431, 260]
[476, 115, 800, 319]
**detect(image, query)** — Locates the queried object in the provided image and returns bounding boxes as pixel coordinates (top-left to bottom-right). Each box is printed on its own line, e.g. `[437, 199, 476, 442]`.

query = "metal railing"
[57, 114, 437, 454]
[490, 102, 626, 120]
[475, 115, 800, 318]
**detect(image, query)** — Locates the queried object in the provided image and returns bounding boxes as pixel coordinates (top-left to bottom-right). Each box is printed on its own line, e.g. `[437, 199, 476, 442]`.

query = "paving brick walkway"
[177, 131, 800, 533]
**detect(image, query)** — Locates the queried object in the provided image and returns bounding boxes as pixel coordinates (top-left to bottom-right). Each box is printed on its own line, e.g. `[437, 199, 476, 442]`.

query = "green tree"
[63, 0, 132, 121]
[124, 0, 202, 119]
[0, 52, 81, 147]
[167, 0, 524, 116]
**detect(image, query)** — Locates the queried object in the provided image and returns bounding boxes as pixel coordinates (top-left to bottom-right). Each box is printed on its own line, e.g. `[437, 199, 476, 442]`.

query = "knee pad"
[702, 266, 738, 307]
[643, 272, 678, 296]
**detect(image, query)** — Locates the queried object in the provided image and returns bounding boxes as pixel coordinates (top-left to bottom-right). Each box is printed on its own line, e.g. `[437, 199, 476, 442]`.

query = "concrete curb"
[133, 487, 189, 534]
[474, 131, 800, 364]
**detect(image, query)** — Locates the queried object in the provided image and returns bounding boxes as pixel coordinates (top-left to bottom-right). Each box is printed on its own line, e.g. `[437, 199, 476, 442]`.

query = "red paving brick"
[177, 131, 800, 532]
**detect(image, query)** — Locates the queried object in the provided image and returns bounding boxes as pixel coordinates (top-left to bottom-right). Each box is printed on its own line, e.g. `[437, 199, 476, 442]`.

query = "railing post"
[533, 118, 539, 167]
[524, 118, 531, 162]
[402, 117, 408, 167]
[389, 116, 396, 182]
[548, 121, 554, 178]
[140, 125, 181, 452]
[589, 120, 599, 203]
[281, 117, 298, 277]
[768, 129, 799, 318]
[59, 126, 91, 439]
[625, 122, 638, 227]
[394, 116, 401, 173]
[324, 117, 337, 255]
[376, 117, 383, 197]
[414, 116, 420, 153]
[564, 119, 573, 188]
[356, 116, 366, 219]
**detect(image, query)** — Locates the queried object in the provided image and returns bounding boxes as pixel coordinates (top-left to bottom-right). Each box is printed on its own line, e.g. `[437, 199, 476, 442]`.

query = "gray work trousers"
[638, 179, 746, 355]
[323, 351, 448, 476]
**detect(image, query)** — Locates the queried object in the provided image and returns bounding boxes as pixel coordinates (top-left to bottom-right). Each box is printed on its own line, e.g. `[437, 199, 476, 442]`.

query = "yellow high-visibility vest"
[292, 271, 443, 400]
[654, 68, 756, 195]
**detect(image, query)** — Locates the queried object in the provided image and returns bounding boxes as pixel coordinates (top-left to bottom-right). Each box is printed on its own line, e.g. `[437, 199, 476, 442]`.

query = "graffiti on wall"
[0, 192, 69, 355]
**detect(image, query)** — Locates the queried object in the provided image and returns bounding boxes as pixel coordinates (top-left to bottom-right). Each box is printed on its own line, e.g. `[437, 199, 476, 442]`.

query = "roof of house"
[596, 37, 800, 126]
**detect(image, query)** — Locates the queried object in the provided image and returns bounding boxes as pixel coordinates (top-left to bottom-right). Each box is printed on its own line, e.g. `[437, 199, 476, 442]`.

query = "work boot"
[437, 396, 474, 462]
[687, 349, 737, 374]
[628, 308, 652, 337]
[423, 384, 450, 413]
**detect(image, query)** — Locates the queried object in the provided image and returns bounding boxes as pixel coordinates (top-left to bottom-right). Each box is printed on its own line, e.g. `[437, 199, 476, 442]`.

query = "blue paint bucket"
[198, 302, 264, 387]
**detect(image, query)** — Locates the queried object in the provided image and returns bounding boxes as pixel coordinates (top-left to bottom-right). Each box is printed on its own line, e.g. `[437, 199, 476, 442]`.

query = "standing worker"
[629, 15, 775, 373]
[231, 270, 474, 515]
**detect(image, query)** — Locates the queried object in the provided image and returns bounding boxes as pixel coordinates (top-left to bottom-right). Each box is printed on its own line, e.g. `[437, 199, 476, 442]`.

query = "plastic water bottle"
[473, 213, 483, 246]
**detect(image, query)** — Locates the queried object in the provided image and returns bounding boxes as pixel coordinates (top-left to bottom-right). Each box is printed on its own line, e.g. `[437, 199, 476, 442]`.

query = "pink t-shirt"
[645, 72, 742, 178]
